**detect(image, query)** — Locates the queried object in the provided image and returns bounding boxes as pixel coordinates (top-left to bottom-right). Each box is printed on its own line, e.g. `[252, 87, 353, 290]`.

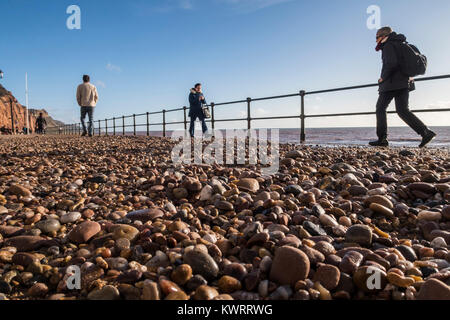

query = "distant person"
[369, 27, 436, 148]
[77, 75, 98, 137]
[189, 83, 208, 137]
[36, 113, 47, 134]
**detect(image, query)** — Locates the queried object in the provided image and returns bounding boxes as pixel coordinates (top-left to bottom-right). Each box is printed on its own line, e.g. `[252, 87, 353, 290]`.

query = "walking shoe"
[369, 139, 389, 147]
[419, 130, 436, 148]
[81, 132, 87, 137]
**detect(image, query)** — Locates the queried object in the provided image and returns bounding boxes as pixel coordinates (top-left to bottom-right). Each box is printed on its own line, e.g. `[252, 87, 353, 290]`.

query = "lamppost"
[10, 96, 15, 135]
[25, 73, 29, 134]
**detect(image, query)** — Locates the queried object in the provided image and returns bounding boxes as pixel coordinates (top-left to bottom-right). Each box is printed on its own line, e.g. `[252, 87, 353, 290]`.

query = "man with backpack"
[189, 83, 208, 138]
[369, 27, 436, 148]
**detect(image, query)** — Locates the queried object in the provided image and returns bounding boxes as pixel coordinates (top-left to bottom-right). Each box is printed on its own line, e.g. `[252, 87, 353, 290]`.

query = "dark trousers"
[80, 106, 94, 135]
[189, 114, 208, 137]
[376, 89, 428, 140]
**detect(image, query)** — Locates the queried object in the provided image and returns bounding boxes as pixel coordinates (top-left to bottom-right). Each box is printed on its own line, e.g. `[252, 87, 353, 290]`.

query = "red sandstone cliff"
[0, 84, 63, 133]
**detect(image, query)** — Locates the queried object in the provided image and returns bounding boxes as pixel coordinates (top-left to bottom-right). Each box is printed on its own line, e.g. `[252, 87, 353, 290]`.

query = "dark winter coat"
[36, 116, 47, 128]
[378, 32, 410, 93]
[189, 89, 207, 118]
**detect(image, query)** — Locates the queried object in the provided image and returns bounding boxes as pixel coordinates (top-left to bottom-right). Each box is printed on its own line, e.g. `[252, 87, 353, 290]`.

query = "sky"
[1, 0, 450, 131]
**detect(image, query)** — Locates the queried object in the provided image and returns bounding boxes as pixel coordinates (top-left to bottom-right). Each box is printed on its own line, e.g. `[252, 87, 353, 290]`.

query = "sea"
[124, 127, 450, 148]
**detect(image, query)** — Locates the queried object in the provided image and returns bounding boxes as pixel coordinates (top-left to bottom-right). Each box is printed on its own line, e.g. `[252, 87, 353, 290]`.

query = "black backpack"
[396, 41, 427, 77]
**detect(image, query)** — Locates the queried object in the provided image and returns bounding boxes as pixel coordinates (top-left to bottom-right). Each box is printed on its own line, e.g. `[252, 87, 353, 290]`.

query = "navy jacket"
[379, 32, 410, 93]
[189, 89, 207, 118]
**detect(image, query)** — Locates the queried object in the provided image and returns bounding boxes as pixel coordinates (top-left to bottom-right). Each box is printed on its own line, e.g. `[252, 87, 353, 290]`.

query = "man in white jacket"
[76, 75, 98, 137]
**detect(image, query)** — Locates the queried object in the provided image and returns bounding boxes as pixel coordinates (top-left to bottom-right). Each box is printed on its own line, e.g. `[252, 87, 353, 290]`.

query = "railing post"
[146, 112, 150, 136]
[246, 98, 251, 130]
[211, 103, 215, 131]
[133, 114, 136, 136]
[183, 106, 187, 131]
[300, 90, 306, 143]
[122, 116, 125, 136]
[105, 119, 108, 136]
[113, 117, 116, 136]
[162, 110, 166, 137]
[98, 120, 100, 136]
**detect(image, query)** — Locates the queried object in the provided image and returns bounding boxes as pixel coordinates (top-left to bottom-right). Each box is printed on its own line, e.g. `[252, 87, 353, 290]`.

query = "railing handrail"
[45, 74, 450, 142]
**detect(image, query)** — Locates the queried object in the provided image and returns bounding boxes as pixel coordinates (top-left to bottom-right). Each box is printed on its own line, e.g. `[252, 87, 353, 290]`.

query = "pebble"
[270, 246, 310, 285]
[142, 280, 160, 300]
[171, 264, 193, 285]
[27, 283, 49, 297]
[236, 178, 260, 193]
[126, 208, 164, 222]
[396, 245, 418, 262]
[370, 203, 394, 217]
[218, 276, 242, 293]
[353, 266, 387, 292]
[386, 272, 415, 288]
[35, 219, 61, 234]
[8, 184, 32, 197]
[417, 278, 450, 300]
[313, 264, 340, 290]
[87, 285, 120, 300]
[345, 225, 373, 247]
[183, 247, 219, 280]
[4, 236, 47, 252]
[112, 224, 139, 241]
[60, 212, 82, 224]
[194, 285, 219, 300]
[68, 221, 101, 243]
[340, 251, 364, 274]
[417, 210, 442, 221]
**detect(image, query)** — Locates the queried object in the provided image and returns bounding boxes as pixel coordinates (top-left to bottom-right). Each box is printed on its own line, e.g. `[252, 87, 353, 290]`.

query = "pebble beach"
[0, 135, 449, 300]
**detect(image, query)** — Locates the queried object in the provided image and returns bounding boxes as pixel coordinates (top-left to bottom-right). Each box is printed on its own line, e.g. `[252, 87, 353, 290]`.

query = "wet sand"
[0, 135, 449, 300]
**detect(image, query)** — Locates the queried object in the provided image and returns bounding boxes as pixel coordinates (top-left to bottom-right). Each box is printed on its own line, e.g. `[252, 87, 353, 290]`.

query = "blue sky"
[1, 0, 450, 130]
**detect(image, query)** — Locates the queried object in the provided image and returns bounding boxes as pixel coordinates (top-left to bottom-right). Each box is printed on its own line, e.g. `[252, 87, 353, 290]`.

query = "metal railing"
[46, 74, 450, 142]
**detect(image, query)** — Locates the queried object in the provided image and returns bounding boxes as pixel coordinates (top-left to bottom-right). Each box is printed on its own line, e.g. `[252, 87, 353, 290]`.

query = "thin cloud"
[106, 63, 122, 73]
[179, 0, 193, 10]
[220, 0, 295, 12]
[132, 0, 292, 15]
[96, 80, 106, 89]
[132, 0, 193, 14]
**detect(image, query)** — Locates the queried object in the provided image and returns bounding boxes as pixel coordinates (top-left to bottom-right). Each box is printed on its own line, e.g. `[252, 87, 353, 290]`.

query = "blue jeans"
[80, 106, 94, 135]
[189, 114, 208, 137]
